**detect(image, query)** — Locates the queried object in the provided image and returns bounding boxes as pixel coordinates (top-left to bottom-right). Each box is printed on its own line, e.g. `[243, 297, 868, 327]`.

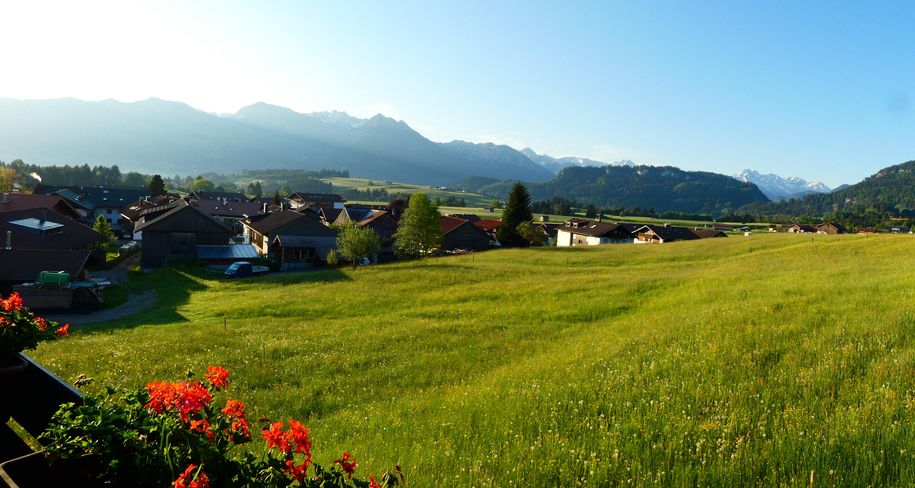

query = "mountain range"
[0, 98, 555, 186]
[731, 169, 833, 201]
[739, 159, 915, 218]
[520, 148, 634, 173]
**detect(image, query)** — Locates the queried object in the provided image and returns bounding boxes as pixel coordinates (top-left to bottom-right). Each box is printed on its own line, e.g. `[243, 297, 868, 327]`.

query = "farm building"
[0, 249, 91, 293]
[190, 199, 266, 233]
[441, 215, 492, 252]
[133, 200, 232, 269]
[556, 219, 635, 246]
[633, 225, 700, 244]
[691, 228, 729, 239]
[816, 222, 847, 235]
[356, 210, 399, 261]
[785, 223, 818, 233]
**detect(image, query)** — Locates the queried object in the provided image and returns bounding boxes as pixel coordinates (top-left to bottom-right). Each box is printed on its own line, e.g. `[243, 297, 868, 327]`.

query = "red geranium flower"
[2, 292, 22, 311]
[262, 421, 290, 453]
[287, 420, 312, 461]
[173, 464, 210, 488]
[283, 459, 308, 482]
[203, 366, 229, 390]
[335, 452, 357, 478]
[145, 380, 212, 422]
[369, 476, 382, 488]
[56, 323, 70, 337]
[189, 419, 215, 443]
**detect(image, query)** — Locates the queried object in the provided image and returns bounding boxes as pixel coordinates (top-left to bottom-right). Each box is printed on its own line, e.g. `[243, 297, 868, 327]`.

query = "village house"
[0, 208, 105, 253]
[189, 198, 266, 234]
[815, 222, 847, 235]
[133, 200, 233, 269]
[0, 192, 81, 219]
[441, 215, 492, 252]
[190, 190, 248, 202]
[556, 219, 635, 246]
[784, 223, 818, 233]
[633, 224, 702, 244]
[356, 210, 399, 261]
[242, 209, 337, 258]
[33, 184, 150, 231]
[287, 192, 345, 210]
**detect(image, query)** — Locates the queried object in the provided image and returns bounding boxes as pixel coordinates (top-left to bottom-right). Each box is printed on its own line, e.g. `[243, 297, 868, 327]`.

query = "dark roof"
[442, 215, 470, 235]
[121, 196, 182, 222]
[196, 244, 259, 260]
[191, 191, 248, 202]
[320, 207, 343, 223]
[191, 199, 265, 219]
[34, 184, 150, 210]
[244, 210, 322, 235]
[288, 192, 345, 203]
[691, 228, 729, 239]
[0, 249, 90, 282]
[562, 220, 633, 238]
[0, 193, 80, 218]
[635, 225, 701, 242]
[816, 222, 847, 232]
[133, 200, 231, 233]
[448, 213, 482, 223]
[0, 208, 104, 250]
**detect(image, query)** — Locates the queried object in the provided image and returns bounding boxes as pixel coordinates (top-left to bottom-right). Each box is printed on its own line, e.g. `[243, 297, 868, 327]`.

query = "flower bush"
[0, 292, 69, 366]
[40, 366, 403, 487]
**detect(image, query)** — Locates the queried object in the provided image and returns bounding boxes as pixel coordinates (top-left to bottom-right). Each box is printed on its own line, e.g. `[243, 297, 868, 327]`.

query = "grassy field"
[33, 234, 915, 486]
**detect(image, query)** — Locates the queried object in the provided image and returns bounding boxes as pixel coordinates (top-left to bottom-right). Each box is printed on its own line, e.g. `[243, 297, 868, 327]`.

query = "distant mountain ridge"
[460, 165, 770, 215]
[739, 159, 915, 217]
[520, 147, 634, 174]
[0, 98, 553, 186]
[732, 169, 832, 201]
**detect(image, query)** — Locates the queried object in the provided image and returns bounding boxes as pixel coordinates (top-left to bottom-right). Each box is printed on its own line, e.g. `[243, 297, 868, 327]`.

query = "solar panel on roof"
[10, 218, 64, 231]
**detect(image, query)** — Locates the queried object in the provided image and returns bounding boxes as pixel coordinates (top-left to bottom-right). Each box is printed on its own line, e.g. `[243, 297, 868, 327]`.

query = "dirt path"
[44, 290, 157, 325]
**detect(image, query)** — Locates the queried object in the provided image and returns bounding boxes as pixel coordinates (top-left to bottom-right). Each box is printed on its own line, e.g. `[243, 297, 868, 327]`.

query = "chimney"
[262, 203, 268, 214]
[5, 230, 11, 250]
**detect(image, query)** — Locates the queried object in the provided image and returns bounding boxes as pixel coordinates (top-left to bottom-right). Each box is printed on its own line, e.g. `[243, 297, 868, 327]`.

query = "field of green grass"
[33, 234, 915, 486]
[323, 176, 495, 207]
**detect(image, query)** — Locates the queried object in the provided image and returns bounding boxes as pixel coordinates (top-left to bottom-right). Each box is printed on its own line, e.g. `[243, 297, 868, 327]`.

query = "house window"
[292, 248, 317, 261]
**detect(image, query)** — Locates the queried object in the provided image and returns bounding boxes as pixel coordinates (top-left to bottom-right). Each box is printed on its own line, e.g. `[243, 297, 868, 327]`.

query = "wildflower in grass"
[2, 292, 22, 311]
[283, 459, 308, 482]
[56, 323, 70, 337]
[204, 366, 230, 390]
[335, 452, 358, 478]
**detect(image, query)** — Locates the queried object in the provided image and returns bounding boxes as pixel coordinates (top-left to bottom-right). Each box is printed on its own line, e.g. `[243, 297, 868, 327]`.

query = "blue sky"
[2, 1, 914, 186]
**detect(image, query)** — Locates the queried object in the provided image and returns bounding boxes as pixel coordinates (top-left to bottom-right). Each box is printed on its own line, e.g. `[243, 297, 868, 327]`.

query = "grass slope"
[34, 234, 915, 486]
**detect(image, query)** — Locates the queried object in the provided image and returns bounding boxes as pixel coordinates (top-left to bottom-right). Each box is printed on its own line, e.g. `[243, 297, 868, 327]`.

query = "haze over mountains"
[0, 97, 558, 185]
[0, 96, 864, 215]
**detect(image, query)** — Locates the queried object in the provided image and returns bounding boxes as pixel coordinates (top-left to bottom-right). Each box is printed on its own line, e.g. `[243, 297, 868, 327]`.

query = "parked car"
[224, 261, 269, 278]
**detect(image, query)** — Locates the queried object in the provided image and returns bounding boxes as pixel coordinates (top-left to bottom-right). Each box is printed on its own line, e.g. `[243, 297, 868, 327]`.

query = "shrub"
[40, 366, 402, 487]
[0, 292, 69, 366]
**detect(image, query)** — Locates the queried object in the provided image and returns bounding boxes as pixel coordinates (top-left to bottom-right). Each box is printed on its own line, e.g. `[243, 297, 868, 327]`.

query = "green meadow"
[33, 234, 915, 486]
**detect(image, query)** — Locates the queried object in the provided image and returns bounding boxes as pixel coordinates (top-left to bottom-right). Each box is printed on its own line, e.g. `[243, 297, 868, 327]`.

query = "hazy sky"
[2, 1, 915, 186]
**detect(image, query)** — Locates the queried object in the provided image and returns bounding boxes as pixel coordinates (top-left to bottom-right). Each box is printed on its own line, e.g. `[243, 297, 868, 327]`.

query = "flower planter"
[0, 452, 104, 488]
[0, 353, 81, 464]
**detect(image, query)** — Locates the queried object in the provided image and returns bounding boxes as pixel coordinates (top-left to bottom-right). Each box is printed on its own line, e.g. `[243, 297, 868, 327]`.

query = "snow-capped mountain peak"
[521, 148, 634, 174]
[732, 169, 833, 201]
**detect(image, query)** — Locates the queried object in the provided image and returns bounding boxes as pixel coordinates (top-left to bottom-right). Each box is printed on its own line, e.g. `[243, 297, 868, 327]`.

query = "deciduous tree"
[394, 193, 442, 258]
[335, 223, 382, 268]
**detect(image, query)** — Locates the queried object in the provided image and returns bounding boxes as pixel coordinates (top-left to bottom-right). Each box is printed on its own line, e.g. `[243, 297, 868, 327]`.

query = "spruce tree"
[497, 182, 534, 247]
[149, 174, 166, 197]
